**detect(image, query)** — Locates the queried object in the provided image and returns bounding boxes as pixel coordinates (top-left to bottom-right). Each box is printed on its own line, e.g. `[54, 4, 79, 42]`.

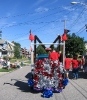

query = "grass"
[10, 58, 29, 63]
[0, 58, 31, 72]
[0, 58, 30, 72]
[0, 68, 17, 72]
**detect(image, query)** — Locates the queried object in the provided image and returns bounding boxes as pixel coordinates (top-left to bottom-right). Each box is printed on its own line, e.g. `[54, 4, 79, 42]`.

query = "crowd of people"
[48, 49, 87, 80]
[0, 58, 22, 69]
[0, 58, 11, 69]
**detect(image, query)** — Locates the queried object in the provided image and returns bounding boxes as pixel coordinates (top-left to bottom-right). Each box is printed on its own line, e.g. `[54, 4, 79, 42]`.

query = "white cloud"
[1, 21, 17, 29]
[62, 6, 75, 11]
[6, 13, 11, 17]
[34, 0, 44, 6]
[15, 37, 28, 42]
[52, 0, 58, 4]
[35, 7, 49, 12]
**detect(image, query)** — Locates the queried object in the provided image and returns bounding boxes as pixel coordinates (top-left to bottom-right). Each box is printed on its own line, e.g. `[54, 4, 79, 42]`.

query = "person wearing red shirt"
[64, 55, 71, 78]
[48, 50, 60, 61]
[71, 56, 80, 79]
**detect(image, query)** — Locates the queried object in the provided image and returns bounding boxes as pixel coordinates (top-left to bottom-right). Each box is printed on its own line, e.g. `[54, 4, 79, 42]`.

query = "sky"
[0, 0, 87, 50]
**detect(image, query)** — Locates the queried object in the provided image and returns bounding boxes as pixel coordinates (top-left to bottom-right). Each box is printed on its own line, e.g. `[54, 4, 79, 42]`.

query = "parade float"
[28, 31, 69, 98]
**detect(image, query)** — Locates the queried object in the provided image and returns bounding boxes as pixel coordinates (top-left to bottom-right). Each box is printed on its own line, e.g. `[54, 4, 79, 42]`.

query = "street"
[0, 65, 87, 100]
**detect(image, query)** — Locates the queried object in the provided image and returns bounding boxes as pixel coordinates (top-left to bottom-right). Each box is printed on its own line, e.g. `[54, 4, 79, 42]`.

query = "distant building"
[0, 39, 14, 57]
[85, 43, 87, 55]
[21, 47, 29, 58]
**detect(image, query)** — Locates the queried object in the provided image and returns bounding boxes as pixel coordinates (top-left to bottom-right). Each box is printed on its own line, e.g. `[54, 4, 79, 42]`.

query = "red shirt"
[71, 59, 79, 68]
[49, 51, 60, 61]
[65, 58, 71, 69]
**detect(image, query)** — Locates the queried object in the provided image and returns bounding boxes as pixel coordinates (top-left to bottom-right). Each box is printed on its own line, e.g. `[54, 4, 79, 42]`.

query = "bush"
[3, 56, 12, 60]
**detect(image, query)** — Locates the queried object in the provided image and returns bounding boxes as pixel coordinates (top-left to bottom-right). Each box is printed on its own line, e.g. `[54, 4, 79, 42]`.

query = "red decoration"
[61, 29, 69, 41]
[62, 33, 67, 41]
[30, 46, 32, 51]
[29, 30, 34, 41]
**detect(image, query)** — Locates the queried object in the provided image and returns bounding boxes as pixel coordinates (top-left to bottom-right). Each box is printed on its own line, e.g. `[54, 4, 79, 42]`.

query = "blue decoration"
[42, 89, 53, 98]
[33, 87, 42, 92]
[63, 78, 69, 86]
[28, 79, 34, 87]
[43, 87, 53, 91]
[54, 88, 62, 93]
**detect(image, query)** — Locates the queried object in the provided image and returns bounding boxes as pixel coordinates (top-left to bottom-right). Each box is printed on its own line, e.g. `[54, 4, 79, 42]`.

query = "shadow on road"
[4, 72, 41, 94]
[4, 70, 87, 94]
[13, 80, 40, 93]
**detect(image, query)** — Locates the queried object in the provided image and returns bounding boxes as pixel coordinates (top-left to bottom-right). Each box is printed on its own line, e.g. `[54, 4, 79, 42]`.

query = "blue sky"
[0, 0, 87, 49]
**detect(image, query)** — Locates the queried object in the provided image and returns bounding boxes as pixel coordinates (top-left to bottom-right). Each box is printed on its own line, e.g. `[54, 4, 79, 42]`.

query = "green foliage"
[14, 42, 21, 58]
[3, 56, 8, 60]
[3, 56, 11, 60]
[0, 68, 16, 72]
[36, 45, 47, 55]
[65, 33, 85, 56]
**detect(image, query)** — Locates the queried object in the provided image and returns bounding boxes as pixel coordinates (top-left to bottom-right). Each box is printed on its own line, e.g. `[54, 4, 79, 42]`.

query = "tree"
[14, 42, 21, 58]
[36, 45, 47, 55]
[65, 33, 85, 56]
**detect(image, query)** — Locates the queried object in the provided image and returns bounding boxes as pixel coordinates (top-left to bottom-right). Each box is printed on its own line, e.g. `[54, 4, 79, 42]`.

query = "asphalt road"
[0, 65, 87, 100]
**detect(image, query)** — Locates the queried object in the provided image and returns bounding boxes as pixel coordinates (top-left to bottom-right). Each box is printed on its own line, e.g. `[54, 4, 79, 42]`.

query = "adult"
[83, 55, 87, 73]
[48, 50, 60, 61]
[59, 51, 63, 63]
[7, 59, 11, 70]
[71, 55, 80, 79]
[64, 55, 72, 78]
[80, 56, 85, 70]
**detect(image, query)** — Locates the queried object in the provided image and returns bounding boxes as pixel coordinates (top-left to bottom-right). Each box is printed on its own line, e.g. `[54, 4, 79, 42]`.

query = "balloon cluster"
[28, 59, 69, 98]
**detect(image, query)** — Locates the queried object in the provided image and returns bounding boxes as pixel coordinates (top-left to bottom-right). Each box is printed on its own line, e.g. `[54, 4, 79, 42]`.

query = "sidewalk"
[0, 72, 9, 76]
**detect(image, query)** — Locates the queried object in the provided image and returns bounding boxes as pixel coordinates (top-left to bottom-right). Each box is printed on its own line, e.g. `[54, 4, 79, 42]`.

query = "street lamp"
[71, 1, 87, 6]
[71, 2, 79, 4]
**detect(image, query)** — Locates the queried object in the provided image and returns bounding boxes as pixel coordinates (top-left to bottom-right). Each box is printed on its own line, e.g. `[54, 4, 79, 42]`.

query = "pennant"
[29, 30, 34, 41]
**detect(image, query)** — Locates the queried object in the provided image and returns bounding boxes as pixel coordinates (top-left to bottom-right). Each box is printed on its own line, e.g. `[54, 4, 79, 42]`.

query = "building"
[85, 43, 87, 55]
[21, 47, 29, 58]
[0, 39, 14, 58]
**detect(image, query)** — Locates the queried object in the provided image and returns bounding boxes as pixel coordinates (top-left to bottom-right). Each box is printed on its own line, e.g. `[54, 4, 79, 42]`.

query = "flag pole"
[62, 20, 66, 66]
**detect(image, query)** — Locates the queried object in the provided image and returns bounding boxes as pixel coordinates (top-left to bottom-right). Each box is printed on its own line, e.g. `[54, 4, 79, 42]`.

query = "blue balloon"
[42, 89, 53, 98]
[63, 78, 69, 86]
[28, 79, 34, 87]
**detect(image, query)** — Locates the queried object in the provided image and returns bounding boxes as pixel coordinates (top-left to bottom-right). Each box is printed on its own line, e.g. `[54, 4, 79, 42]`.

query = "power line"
[76, 25, 86, 35]
[2, 4, 81, 40]
[69, 7, 87, 29]
[0, 5, 71, 20]
[0, 4, 78, 29]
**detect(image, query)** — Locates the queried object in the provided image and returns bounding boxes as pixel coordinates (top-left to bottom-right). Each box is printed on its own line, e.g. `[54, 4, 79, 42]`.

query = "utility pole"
[61, 20, 67, 66]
